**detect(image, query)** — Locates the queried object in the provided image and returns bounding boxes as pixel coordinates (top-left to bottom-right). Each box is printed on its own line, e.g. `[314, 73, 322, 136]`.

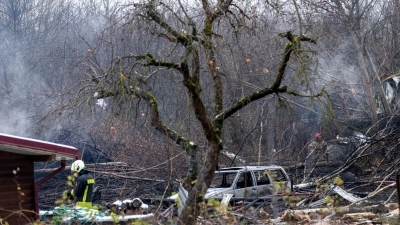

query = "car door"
[206, 172, 237, 199]
[253, 170, 276, 197]
[234, 171, 257, 198]
[268, 169, 290, 194]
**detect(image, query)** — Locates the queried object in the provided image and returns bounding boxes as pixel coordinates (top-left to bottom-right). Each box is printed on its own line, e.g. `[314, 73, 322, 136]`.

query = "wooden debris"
[123, 198, 144, 215]
[257, 208, 272, 220]
[280, 210, 310, 223]
[159, 205, 174, 218]
[106, 200, 126, 215]
[342, 212, 376, 222]
[156, 205, 175, 224]
[293, 207, 350, 215]
[106, 198, 148, 216]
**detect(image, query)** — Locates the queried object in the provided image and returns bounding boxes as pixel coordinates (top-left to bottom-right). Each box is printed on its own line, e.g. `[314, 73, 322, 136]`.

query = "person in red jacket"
[307, 132, 327, 160]
[304, 132, 328, 182]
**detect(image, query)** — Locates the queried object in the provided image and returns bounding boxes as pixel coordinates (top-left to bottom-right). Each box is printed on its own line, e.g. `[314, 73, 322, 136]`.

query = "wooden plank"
[0, 197, 34, 208]
[0, 152, 28, 161]
[0, 202, 34, 211]
[0, 164, 33, 176]
[0, 198, 33, 206]
[342, 212, 376, 220]
[0, 178, 34, 186]
[28, 155, 53, 161]
[0, 183, 33, 192]
[1, 162, 33, 169]
[0, 190, 33, 198]
[0, 163, 32, 170]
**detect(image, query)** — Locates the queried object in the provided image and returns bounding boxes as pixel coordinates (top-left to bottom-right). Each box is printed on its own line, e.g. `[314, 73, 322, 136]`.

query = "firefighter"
[308, 132, 328, 161]
[304, 132, 328, 182]
[68, 160, 95, 208]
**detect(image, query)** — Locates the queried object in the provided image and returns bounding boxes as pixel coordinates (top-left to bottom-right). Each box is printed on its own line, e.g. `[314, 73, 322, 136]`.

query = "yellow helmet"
[71, 160, 85, 173]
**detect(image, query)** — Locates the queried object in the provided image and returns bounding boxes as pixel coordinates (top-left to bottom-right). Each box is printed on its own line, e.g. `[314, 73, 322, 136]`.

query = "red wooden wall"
[0, 151, 36, 225]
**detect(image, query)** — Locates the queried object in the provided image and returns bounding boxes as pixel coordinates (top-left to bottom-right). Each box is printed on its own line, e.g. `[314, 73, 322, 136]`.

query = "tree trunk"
[178, 141, 222, 225]
[267, 98, 276, 164]
[366, 50, 392, 115]
[350, 30, 378, 132]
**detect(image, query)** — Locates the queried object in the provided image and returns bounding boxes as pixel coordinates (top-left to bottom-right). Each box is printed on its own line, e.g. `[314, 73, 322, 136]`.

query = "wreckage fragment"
[296, 184, 361, 208]
[331, 184, 360, 203]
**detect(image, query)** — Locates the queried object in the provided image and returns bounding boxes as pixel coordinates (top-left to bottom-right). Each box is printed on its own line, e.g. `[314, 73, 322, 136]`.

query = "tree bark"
[349, 20, 379, 133]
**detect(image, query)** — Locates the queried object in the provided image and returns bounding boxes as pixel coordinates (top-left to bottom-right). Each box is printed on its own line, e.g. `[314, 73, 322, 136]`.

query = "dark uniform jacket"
[75, 169, 95, 202]
[307, 140, 327, 153]
[307, 139, 327, 160]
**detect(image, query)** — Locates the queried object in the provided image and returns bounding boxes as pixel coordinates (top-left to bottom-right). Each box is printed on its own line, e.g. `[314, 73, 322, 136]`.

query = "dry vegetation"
[1, 0, 400, 224]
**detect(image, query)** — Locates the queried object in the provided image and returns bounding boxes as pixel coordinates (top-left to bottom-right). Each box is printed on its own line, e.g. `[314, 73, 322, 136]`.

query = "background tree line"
[1, 0, 400, 223]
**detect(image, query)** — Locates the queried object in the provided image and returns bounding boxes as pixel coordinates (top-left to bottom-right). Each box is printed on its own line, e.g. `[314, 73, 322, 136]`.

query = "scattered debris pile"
[276, 203, 399, 225]
[105, 198, 150, 216]
[295, 184, 361, 208]
[258, 181, 400, 224]
[186, 179, 400, 224]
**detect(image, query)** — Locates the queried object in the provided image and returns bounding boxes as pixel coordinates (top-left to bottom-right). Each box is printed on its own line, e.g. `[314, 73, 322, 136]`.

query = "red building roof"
[0, 133, 81, 224]
[0, 132, 80, 160]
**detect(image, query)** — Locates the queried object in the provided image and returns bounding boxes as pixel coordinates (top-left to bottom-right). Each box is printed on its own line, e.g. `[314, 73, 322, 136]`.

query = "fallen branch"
[34, 162, 128, 173]
[346, 182, 396, 208]
[96, 171, 166, 182]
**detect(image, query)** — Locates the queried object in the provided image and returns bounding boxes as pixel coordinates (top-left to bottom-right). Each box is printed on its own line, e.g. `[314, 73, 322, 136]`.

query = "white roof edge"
[0, 132, 77, 150]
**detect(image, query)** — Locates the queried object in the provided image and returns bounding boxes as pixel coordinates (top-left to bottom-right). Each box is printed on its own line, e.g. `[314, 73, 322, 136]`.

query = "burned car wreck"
[205, 166, 292, 199]
[168, 165, 293, 215]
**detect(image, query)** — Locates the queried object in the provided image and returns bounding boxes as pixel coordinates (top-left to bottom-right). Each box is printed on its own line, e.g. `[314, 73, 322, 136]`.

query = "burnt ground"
[35, 169, 400, 225]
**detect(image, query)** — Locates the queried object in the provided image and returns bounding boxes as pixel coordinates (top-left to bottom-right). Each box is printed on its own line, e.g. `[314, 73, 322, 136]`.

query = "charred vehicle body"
[169, 165, 293, 215]
[205, 166, 292, 199]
